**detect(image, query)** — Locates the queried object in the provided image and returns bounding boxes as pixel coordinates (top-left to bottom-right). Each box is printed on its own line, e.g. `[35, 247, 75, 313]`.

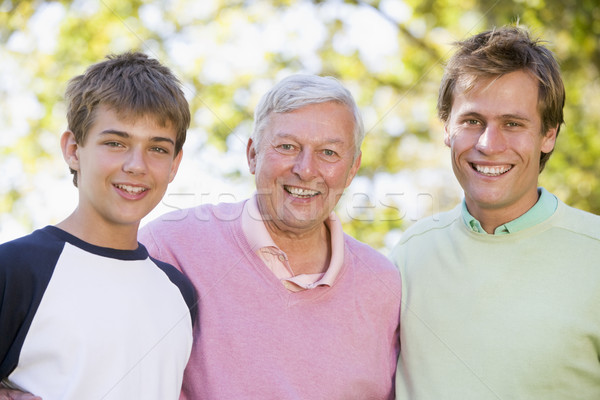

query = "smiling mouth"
[471, 163, 513, 177]
[115, 184, 148, 195]
[284, 185, 320, 198]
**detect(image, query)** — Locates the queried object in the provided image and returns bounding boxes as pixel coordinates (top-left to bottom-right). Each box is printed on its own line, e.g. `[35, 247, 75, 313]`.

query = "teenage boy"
[392, 26, 600, 399]
[0, 52, 196, 400]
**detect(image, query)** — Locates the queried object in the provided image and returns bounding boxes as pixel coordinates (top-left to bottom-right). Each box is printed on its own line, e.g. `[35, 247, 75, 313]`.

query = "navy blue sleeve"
[149, 256, 198, 329]
[0, 229, 63, 379]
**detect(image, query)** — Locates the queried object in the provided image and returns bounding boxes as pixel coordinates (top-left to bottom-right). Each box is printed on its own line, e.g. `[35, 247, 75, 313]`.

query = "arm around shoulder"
[0, 386, 42, 400]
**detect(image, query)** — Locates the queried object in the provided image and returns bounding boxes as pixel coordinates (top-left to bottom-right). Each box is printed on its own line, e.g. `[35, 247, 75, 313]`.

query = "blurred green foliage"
[1, 0, 598, 250]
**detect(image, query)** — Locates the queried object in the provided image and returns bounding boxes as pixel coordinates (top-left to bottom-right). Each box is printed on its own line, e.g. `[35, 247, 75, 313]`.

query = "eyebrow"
[274, 132, 345, 145]
[458, 111, 531, 122]
[100, 129, 176, 145]
[500, 113, 531, 122]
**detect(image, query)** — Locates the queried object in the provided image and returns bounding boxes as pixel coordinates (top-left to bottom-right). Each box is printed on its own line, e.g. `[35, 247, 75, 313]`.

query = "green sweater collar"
[462, 187, 558, 235]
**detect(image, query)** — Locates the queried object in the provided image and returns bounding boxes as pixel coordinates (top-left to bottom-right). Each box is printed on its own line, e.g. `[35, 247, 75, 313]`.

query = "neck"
[466, 189, 540, 234]
[56, 209, 140, 250]
[267, 222, 332, 275]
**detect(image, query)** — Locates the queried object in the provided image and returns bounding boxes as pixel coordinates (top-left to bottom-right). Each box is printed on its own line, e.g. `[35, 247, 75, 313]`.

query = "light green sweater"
[391, 193, 600, 399]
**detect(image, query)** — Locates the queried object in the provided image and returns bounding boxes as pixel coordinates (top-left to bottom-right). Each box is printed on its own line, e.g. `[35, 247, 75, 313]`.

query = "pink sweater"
[139, 201, 401, 399]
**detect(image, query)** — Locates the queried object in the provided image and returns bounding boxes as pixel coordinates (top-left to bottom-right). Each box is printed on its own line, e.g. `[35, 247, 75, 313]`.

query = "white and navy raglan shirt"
[0, 226, 197, 400]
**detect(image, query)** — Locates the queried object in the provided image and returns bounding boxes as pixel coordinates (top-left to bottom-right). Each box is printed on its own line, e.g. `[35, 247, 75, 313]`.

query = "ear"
[168, 149, 184, 183]
[246, 138, 257, 175]
[443, 124, 451, 148]
[540, 125, 558, 154]
[61, 130, 80, 171]
[344, 151, 362, 188]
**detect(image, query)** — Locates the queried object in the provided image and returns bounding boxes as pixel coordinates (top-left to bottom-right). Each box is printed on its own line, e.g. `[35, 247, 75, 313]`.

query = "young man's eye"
[151, 146, 169, 154]
[105, 141, 124, 147]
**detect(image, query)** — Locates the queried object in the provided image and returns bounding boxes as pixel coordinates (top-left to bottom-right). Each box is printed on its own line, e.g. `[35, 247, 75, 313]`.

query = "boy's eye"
[105, 141, 124, 147]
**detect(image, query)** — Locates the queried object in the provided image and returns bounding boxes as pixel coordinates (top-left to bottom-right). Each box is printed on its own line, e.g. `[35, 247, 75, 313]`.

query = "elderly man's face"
[247, 101, 361, 237]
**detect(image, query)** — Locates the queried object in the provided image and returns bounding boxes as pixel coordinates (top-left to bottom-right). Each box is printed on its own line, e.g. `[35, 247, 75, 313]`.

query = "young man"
[0, 52, 196, 400]
[391, 26, 600, 398]
[139, 74, 401, 399]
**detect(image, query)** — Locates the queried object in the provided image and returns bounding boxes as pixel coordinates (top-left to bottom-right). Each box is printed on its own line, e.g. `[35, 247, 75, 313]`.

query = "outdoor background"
[1, 0, 598, 252]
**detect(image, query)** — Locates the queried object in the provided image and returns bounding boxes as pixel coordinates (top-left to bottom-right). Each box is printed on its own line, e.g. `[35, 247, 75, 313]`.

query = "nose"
[475, 124, 507, 154]
[122, 148, 147, 175]
[291, 149, 317, 181]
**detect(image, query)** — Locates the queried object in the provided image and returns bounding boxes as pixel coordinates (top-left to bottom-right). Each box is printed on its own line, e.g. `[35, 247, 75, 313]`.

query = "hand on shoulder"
[0, 388, 41, 400]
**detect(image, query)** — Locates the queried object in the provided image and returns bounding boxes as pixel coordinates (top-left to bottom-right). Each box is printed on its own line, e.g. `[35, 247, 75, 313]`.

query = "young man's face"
[64, 105, 182, 230]
[444, 70, 557, 226]
[246, 101, 361, 237]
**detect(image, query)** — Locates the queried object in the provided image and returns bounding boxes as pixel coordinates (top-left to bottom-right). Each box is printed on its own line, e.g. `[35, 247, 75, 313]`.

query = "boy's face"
[63, 105, 182, 230]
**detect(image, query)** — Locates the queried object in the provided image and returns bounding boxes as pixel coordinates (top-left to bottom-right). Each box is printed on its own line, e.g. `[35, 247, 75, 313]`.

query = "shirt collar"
[242, 194, 277, 251]
[461, 187, 558, 235]
[242, 194, 345, 286]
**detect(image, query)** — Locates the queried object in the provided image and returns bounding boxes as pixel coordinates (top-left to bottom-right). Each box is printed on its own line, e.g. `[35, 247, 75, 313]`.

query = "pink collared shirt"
[241, 194, 344, 292]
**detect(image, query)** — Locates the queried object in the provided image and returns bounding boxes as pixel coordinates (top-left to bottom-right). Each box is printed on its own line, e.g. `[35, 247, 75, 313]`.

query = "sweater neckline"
[227, 200, 347, 304]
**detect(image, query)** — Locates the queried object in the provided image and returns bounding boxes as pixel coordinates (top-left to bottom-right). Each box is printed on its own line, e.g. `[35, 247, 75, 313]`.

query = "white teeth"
[116, 184, 147, 194]
[285, 186, 319, 197]
[474, 165, 511, 176]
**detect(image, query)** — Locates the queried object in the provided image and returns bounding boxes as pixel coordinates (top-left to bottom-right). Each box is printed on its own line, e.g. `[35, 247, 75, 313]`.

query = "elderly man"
[140, 74, 401, 399]
[392, 26, 600, 399]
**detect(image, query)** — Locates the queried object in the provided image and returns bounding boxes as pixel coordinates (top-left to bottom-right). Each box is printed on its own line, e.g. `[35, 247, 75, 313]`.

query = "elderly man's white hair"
[251, 74, 365, 159]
